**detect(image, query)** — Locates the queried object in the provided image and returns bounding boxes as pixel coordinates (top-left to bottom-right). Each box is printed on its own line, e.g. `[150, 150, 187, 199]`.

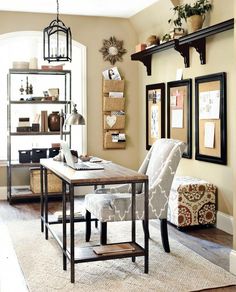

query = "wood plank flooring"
[0, 198, 235, 291]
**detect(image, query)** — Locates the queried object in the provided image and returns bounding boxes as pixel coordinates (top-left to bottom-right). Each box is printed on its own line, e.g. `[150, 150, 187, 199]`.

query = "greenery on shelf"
[168, 0, 212, 28]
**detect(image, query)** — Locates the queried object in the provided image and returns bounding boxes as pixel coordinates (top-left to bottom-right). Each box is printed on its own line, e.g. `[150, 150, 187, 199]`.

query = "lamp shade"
[65, 104, 85, 126]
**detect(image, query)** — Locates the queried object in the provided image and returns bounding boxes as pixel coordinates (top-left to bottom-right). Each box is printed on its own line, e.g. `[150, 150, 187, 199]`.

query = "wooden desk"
[40, 158, 149, 283]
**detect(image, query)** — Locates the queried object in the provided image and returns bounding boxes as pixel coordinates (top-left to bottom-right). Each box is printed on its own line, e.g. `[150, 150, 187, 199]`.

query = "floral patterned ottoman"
[167, 176, 217, 227]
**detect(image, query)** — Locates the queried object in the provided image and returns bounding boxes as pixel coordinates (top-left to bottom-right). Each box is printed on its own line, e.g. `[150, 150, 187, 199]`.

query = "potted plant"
[168, 0, 212, 33]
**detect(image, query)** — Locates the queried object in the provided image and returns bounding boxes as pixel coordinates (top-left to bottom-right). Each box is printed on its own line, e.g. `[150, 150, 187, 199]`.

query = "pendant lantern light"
[43, 0, 72, 62]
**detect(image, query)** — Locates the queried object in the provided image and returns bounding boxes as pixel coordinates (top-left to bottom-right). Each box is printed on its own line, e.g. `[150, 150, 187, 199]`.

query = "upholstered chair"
[85, 139, 186, 252]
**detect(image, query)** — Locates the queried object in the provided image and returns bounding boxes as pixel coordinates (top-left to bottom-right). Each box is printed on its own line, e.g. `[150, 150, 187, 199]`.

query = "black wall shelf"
[131, 18, 234, 75]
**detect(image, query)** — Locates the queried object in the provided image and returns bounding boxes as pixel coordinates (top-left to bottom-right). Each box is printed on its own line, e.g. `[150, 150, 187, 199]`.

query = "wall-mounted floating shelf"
[131, 18, 234, 75]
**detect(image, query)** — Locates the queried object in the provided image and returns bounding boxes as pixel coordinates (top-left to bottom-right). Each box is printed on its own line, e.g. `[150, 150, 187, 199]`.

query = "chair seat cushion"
[85, 192, 133, 222]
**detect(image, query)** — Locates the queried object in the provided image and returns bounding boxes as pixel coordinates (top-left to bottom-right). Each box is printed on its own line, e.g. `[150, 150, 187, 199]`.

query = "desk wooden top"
[40, 158, 148, 185]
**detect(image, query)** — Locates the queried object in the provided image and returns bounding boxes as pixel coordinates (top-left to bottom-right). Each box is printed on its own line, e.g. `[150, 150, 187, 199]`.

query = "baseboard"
[230, 250, 236, 275]
[216, 211, 233, 235]
[0, 187, 7, 200]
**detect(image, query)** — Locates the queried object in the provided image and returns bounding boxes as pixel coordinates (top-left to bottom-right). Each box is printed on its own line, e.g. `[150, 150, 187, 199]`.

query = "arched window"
[0, 31, 87, 160]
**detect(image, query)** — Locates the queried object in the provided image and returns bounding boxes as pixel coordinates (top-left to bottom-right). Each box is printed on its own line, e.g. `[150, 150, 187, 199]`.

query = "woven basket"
[103, 80, 125, 93]
[30, 168, 62, 194]
[104, 115, 125, 130]
[104, 132, 126, 149]
[103, 97, 125, 111]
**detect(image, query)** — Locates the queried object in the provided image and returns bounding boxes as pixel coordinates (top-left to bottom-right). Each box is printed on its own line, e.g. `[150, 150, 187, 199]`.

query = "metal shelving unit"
[7, 69, 71, 203]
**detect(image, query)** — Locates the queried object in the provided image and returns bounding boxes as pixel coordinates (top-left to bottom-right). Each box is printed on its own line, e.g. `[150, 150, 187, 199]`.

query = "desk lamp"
[60, 103, 85, 141]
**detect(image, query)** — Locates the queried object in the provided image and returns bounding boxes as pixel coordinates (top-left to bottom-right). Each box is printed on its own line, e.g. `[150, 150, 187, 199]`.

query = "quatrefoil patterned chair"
[85, 138, 186, 252]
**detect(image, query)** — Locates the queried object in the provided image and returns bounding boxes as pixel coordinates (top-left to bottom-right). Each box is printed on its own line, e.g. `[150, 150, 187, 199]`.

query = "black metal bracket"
[140, 56, 152, 76]
[190, 38, 206, 65]
[174, 40, 190, 68]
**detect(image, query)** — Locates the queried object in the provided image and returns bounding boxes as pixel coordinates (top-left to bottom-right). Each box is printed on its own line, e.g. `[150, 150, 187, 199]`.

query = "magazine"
[102, 67, 121, 80]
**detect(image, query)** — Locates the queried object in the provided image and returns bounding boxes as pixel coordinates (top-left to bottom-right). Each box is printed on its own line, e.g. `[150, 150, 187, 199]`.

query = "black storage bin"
[18, 150, 31, 163]
[49, 147, 60, 158]
[32, 148, 47, 163]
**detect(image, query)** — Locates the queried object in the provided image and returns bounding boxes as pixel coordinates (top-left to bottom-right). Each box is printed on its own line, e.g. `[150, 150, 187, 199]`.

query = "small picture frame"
[167, 79, 192, 158]
[146, 83, 165, 150]
[195, 72, 227, 165]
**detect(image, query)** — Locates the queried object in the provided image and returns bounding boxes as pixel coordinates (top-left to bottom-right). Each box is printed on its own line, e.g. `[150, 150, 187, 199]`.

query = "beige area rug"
[5, 219, 236, 292]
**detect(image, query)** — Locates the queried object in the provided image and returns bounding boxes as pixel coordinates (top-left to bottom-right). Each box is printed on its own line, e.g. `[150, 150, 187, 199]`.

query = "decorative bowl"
[79, 155, 91, 162]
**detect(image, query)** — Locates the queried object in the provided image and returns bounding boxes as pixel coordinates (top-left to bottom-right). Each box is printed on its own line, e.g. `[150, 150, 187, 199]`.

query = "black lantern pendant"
[43, 0, 72, 62]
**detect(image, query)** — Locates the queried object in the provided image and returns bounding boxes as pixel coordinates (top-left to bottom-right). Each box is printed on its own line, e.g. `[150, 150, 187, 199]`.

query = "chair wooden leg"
[85, 210, 91, 242]
[142, 220, 150, 238]
[95, 219, 98, 228]
[100, 222, 107, 245]
[160, 218, 170, 253]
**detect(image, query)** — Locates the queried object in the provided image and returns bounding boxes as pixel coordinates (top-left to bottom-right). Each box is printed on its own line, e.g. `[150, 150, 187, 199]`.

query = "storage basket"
[18, 150, 31, 163]
[32, 148, 47, 163]
[49, 147, 60, 158]
[104, 115, 125, 130]
[103, 97, 125, 111]
[30, 168, 62, 194]
[103, 80, 125, 93]
[104, 131, 126, 149]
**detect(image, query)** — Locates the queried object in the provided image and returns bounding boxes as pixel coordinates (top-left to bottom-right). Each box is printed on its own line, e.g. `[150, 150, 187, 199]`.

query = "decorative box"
[135, 43, 147, 52]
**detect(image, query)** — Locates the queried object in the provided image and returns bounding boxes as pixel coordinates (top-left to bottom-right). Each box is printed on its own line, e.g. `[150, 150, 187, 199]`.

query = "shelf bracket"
[174, 40, 190, 68]
[140, 55, 152, 76]
[190, 38, 206, 65]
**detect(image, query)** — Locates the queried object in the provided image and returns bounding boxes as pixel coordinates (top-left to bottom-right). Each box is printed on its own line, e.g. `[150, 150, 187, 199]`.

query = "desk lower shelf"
[72, 242, 145, 263]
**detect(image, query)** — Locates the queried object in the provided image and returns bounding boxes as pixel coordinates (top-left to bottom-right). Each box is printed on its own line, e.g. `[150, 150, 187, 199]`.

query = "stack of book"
[17, 117, 31, 132]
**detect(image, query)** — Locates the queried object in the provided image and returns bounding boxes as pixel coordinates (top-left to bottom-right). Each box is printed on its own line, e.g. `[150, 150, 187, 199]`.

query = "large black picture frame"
[167, 79, 192, 158]
[146, 83, 165, 150]
[195, 72, 227, 165]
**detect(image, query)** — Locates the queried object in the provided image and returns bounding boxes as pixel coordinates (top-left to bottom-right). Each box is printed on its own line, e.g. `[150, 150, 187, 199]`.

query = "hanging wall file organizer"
[102, 79, 126, 149]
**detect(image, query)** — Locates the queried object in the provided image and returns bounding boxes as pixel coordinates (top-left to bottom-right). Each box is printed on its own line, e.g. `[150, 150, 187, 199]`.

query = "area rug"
[4, 219, 236, 292]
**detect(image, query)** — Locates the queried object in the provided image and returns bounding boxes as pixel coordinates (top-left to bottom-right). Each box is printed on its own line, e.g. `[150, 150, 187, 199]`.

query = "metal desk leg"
[62, 181, 67, 271]
[144, 180, 149, 274]
[44, 168, 48, 240]
[40, 165, 44, 233]
[70, 184, 75, 283]
[131, 183, 136, 263]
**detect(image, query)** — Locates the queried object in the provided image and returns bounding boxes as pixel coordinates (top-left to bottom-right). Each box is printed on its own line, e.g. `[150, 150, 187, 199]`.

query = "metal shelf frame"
[7, 69, 72, 203]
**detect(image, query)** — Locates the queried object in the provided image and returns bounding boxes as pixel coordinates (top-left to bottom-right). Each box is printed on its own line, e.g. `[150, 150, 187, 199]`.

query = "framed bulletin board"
[195, 72, 227, 164]
[167, 79, 192, 158]
[146, 83, 165, 150]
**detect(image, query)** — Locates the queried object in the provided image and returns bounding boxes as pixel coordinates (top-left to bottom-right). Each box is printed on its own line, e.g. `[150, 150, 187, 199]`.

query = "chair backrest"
[138, 139, 186, 219]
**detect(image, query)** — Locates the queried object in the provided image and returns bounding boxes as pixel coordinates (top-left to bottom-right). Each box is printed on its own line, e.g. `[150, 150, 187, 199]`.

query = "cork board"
[195, 72, 226, 165]
[146, 83, 165, 150]
[167, 80, 192, 158]
[198, 81, 221, 157]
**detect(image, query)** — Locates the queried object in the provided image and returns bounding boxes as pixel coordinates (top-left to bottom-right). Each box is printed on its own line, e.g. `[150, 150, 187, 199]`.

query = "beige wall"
[0, 11, 139, 186]
[130, 0, 234, 215]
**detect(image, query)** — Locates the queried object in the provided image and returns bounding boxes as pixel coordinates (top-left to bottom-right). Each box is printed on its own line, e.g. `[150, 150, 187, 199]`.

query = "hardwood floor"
[0, 198, 235, 291]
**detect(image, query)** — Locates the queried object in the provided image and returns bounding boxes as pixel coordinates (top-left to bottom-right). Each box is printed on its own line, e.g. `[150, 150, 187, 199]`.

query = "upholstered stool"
[168, 176, 217, 228]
